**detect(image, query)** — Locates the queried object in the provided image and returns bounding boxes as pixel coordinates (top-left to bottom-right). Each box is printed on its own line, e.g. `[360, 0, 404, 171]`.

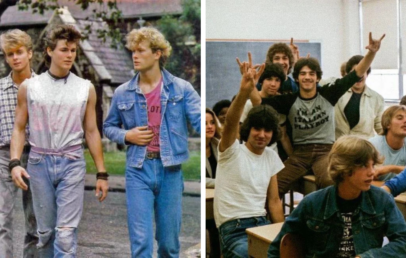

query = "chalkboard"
[206, 40, 321, 109]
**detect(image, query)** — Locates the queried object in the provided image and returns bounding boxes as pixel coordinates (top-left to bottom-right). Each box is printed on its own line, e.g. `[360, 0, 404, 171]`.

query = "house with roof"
[0, 0, 183, 150]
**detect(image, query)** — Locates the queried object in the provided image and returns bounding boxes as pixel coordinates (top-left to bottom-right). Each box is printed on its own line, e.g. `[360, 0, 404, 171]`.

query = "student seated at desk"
[214, 55, 285, 258]
[369, 105, 406, 181]
[268, 135, 406, 258]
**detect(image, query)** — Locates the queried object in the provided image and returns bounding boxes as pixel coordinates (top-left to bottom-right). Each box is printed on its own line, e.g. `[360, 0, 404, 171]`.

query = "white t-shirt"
[213, 140, 284, 228]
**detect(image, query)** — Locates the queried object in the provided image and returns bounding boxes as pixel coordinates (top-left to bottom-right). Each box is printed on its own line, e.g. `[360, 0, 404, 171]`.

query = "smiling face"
[4, 45, 32, 73]
[47, 39, 77, 75]
[206, 112, 216, 140]
[298, 65, 318, 94]
[261, 76, 281, 97]
[272, 52, 290, 75]
[245, 127, 273, 155]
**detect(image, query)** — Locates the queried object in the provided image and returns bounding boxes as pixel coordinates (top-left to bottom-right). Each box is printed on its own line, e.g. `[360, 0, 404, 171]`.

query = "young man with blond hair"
[369, 105, 406, 181]
[10, 24, 108, 257]
[269, 135, 406, 257]
[104, 27, 200, 257]
[0, 29, 38, 258]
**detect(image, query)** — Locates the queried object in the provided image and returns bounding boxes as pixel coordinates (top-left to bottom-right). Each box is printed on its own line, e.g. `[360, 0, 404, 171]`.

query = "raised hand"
[365, 32, 385, 53]
[239, 55, 265, 93]
[236, 52, 264, 84]
[289, 37, 300, 62]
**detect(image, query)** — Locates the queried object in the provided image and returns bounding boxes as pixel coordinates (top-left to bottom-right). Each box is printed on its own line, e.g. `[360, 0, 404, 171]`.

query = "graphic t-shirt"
[145, 79, 162, 152]
[261, 70, 361, 145]
[336, 193, 361, 258]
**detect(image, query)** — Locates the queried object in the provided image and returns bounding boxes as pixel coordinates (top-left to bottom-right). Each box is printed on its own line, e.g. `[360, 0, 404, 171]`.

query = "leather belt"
[146, 151, 160, 159]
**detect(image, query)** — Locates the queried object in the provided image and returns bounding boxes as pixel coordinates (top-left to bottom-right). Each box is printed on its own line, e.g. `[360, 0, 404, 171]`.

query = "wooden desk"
[395, 192, 406, 221]
[301, 175, 317, 196]
[206, 188, 215, 220]
[246, 222, 283, 258]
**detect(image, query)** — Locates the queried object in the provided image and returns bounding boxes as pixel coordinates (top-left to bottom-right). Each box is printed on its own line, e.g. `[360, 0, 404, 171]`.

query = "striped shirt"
[0, 72, 34, 147]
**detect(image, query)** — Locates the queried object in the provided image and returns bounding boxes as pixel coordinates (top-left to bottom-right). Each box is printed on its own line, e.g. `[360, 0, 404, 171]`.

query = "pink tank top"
[144, 79, 162, 152]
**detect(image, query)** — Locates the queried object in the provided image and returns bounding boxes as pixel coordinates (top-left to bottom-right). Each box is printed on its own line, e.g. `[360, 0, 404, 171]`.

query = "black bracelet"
[96, 172, 109, 181]
[9, 159, 21, 172]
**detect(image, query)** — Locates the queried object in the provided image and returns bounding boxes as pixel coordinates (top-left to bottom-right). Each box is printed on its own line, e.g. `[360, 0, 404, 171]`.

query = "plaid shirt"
[0, 72, 34, 147]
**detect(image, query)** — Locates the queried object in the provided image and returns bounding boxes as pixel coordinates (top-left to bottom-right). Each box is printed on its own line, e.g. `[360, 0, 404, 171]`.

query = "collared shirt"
[0, 71, 34, 147]
[335, 85, 384, 140]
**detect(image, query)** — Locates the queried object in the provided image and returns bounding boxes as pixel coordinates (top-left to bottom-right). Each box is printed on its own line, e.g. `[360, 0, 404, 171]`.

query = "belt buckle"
[146, 152, 159, 159]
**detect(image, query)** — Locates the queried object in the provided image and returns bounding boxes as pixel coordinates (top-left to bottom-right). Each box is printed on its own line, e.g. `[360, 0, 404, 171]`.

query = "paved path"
[12, 177, 201, 257]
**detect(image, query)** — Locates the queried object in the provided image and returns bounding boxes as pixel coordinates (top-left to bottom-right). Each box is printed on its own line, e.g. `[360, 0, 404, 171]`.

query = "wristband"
[96, 172, 109, 181]
[9, 159, 21, 172]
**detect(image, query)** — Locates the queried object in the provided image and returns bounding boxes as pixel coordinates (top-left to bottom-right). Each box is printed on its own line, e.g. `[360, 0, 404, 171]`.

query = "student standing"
[10, 25, 108, 257]
[0, 29, 38, 258]
[103, 27, 201, 258]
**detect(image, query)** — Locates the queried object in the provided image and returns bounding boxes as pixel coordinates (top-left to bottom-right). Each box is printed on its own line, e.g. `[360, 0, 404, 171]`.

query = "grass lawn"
[84, 150, 201, 181]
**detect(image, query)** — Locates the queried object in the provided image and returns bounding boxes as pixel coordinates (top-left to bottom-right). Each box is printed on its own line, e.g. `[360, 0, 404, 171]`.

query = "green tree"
[17, 0, 123, 46]
[157, 0, 200, 93]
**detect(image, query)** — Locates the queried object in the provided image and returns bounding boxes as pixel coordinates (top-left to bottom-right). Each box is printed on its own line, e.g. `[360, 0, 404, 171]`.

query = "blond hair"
[126, 27, 172, 68]
[328, 135, 383, 184]
[206, 108, 222, 139]
[381, 105, 406, 135]
[0, 29, 33, 53]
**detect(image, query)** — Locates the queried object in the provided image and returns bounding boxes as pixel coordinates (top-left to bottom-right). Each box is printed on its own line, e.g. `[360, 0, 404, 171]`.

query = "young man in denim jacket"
[268, 135, 406, 258]
[103, 27, 200, 257]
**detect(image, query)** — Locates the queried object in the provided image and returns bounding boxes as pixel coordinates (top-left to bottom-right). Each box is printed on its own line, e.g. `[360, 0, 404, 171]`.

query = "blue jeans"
[219, 216, 269, 258]
[126, 158, 184, 258]
[27, 148, 86, 258]
[0, 148, 38, 258]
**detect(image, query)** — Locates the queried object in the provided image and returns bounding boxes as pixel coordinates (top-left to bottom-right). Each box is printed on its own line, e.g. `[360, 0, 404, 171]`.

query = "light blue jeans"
[126, 158, 184, 258]
[27, 148, 86, 258]
[0, 148, 38, 258]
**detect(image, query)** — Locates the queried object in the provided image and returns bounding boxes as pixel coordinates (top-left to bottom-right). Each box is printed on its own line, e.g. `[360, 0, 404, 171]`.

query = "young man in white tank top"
[10, 24, 108, 257]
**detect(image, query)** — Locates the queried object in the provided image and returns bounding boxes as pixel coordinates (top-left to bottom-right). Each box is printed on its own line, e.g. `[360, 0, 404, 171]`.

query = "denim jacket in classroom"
[103, 69, 201, 168]
[268, 185, 406, 258]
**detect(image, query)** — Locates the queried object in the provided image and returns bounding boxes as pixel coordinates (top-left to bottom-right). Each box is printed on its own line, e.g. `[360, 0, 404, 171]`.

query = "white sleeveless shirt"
[26, 72, 90, 149]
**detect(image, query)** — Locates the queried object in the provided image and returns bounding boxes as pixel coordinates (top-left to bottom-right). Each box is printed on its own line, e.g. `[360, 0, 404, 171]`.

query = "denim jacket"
[103, 69, 200, 168]
[268, 185, 406, 258]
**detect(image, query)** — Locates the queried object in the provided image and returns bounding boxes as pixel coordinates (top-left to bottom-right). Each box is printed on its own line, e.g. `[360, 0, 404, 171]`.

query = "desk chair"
[280, 233, 305, 258]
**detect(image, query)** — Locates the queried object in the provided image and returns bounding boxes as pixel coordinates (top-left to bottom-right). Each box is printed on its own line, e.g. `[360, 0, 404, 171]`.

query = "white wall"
[363, 0, 398, 69]
[206, 0, 361, 79]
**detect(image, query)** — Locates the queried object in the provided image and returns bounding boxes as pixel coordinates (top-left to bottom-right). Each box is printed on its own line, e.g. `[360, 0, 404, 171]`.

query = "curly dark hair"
[240, 105, 280, 146]
[346, 55, 371, 75]
[292, 57, 323, 81]
[258, 63, 285, 86]
[43, 25, 81, 68]
[265, 43, 294, 74]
